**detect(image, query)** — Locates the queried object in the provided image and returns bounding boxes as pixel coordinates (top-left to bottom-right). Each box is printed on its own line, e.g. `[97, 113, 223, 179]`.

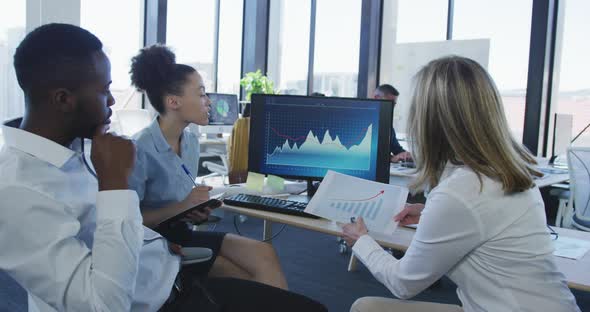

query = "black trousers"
[159, 256, 328, 312]
[160, 276, 328, 312]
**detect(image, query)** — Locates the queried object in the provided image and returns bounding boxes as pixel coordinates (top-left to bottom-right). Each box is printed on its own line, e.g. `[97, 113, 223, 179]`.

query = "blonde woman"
[342, 56, 580, 312]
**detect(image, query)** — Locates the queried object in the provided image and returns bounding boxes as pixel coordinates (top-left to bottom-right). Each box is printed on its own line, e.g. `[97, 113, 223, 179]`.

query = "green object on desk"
[267, 174, 285, 192]
[246, 172, 265, 192]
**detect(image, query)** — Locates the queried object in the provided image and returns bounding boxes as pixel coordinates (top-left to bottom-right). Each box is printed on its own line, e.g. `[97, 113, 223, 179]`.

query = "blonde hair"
[407, 56, 541, 193]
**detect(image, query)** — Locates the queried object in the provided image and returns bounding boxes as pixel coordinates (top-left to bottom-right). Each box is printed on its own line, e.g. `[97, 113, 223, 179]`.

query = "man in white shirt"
[0, 22, 177, 312]
[0, 23, 327, 312]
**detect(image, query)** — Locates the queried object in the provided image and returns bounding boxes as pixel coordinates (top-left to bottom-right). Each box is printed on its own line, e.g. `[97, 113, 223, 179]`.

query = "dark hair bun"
[130, 44, 176, 92]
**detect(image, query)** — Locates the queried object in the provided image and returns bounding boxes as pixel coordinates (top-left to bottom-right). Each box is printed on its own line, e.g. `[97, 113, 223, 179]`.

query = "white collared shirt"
[353, 166, 580, 312]
[0, 120, 180, 312]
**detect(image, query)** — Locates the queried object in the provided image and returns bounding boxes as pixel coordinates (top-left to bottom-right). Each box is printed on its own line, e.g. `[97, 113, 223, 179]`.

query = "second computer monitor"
[249, 94, 393, 183]
[199, 93, 239, 134]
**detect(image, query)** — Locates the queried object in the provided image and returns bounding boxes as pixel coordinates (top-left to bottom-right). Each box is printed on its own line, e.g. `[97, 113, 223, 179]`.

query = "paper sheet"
[305, 171, 409, 235]
[553, 236, 590, 260]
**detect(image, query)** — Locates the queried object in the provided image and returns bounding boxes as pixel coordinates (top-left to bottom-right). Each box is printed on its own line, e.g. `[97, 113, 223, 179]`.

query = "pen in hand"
[181, 164, 204, 188]
[180, 164, 214, 216]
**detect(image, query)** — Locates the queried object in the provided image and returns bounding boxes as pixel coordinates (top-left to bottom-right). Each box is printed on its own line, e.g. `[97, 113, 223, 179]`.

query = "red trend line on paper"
[329, 190, 384, 202]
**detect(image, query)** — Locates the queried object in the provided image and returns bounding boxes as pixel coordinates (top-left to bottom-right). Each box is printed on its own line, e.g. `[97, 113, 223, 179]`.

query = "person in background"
[0, 23, 326, 312]
[374, 84, 412, 163]
[344, 56, 580, 312]
[128, 44, 288, 290]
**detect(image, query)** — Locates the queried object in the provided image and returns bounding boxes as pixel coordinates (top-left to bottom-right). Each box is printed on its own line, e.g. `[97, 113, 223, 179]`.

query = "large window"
[81, 0, 144, 110]
[0, 1, 26, 123]
[380, 0, 449, 134]
[267, 0, 311, 95]
[453, 0, 533, 143]
[167, 0, 217, 92]
[217, 0, 244, 94]
[168, 0, 244, 95]
[554, 0, 590, 147]
[313, 0, 362, 97]
[394, 0, 448, 43]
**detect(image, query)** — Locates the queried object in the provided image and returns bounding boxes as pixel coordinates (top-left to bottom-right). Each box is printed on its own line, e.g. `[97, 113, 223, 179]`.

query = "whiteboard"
[383, 39, 490, 133]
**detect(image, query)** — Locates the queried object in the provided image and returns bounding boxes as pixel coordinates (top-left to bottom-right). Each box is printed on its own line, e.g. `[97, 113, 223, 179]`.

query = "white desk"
[536, 166, 570, 188]
[389, 164, 416, 186]
[222, 204, 590, 292]
[199, 136, 228, 158]
[390, 164, 569, 188]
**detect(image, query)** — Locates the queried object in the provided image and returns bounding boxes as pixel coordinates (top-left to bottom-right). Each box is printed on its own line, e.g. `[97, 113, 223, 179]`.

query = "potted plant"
[239, 69, 276, 101]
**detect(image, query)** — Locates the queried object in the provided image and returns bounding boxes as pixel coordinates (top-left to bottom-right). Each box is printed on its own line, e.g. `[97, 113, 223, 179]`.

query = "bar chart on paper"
[328, 192, 384, 222]
[305, 171, 409, 235]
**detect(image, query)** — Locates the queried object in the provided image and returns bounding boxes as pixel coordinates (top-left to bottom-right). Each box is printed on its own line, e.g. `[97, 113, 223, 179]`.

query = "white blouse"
[353, 166, 580, 312]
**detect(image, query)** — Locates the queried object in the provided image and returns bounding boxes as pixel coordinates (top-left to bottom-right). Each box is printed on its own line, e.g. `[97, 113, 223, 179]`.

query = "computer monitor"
[249, 94, 393, 187]
[199, 93, 239, 134]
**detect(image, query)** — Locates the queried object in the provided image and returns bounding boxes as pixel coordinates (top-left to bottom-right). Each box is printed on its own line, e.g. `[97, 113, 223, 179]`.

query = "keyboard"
[400, 161, 416, 168]
[223, 193, 320, 219]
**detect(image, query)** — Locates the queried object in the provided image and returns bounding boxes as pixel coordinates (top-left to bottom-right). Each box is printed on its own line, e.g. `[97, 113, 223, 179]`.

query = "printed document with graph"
[305, 170, 409, 235]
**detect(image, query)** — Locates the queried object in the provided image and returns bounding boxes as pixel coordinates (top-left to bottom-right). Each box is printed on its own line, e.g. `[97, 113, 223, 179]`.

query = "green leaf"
[240, 69, 278, 100]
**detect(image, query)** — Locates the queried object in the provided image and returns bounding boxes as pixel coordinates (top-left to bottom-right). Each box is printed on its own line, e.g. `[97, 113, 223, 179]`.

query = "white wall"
[381, 39, 490, 133]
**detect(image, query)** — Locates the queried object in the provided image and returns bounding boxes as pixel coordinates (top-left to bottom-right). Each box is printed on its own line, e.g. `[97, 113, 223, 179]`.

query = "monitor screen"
[249, 94, 392, 183]
[199, 93, 239, 134]
[207, 93, 239, 125]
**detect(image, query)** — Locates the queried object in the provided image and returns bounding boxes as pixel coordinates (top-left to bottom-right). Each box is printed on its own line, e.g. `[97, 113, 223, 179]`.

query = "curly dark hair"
[130, 44, 196, 114]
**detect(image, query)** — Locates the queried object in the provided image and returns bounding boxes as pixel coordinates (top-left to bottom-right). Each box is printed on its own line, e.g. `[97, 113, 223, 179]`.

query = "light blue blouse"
[129, 118, 200, 210]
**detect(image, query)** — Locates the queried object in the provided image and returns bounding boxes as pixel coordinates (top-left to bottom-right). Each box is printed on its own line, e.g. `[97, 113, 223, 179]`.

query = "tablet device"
[156, 198, 223, 230]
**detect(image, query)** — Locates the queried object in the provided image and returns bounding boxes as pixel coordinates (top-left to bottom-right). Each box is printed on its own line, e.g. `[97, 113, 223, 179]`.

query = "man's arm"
[390, 127, 406, 155]
[0, 185, 143, 311]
